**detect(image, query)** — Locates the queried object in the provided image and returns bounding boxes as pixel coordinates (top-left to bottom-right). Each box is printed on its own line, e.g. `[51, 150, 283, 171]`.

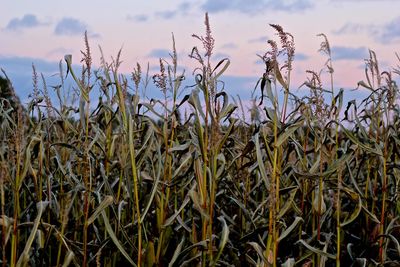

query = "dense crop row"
[0, 13, 399, 267]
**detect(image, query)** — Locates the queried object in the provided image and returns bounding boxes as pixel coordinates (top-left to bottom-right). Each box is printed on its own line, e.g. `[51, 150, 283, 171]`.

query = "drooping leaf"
[168, 238, 185, 267]
[340, 187, 362, 227]
[255, 131, 270, 189]
[213, 216, 230, 265]
[87, 195, 114, 225]
[16, 201, 49, 267]
[275, 119, 304, 148]
[296, 240, 336, 259]
[278, 216, 303, 242]
[100, 204, 136, 266]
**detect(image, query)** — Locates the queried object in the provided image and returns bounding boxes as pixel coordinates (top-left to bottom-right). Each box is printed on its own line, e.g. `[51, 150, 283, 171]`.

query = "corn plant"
[0, 13, 399, 267]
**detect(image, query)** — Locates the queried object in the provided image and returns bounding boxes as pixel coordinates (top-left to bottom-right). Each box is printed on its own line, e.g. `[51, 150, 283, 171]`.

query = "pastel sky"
[1, 0, 400, 102]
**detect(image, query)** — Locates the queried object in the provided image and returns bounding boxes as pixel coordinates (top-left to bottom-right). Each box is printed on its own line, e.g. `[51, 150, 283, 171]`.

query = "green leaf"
[64, 54, 89, 101]
[264, 77, 275, 105]
[248, 242, 268, 263]
[275, 119, 304, 148]
[172, 153, 192, 181]
[16, 201, 49, 267]
[255, 132, 270, 189]
[163, 185, 193, 228]
[297, 240, 336, 259]
[388, 234, 400, 257]
[188, 88, 205, 120]
[277, 188, 298, 219]
[346, 160, 364, 197]
[340, 187, 362, 227]
[101, 207, 136, 266]
[278, 216, 303, 242]
[282, 258, 295, 267]
[357, 80, 373, 90]
[340, 125, 382, 156]
[211, 58, 230, 80]
[274, 63, 288, 91]
[87, 195, 114, 225]
[61, 251, 75, 267]
[361, 205, 380, 224]
[168, 238, 185, 267]
[212, 216, 230, 266]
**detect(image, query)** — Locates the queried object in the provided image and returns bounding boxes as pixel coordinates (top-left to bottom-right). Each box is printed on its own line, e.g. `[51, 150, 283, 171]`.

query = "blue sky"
[1, 0, 399, 103]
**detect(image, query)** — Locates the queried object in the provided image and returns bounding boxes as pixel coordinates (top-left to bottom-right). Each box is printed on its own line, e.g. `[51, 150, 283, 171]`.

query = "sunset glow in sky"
[1, 0, 400, 101]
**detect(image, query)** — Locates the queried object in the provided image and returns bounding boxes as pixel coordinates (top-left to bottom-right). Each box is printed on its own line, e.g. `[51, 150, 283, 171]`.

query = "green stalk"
[64, 55, 92, 266]
[272, 138, 279, 267]
[1, 165, 6, 267]
[324, 42, 341, 267]
[312, 134, 317, 267]
[155, 46, 181, 263]
[202, 84, 209, 267]
[11, 125, 22, 267]
[336, 168, 342, 267]
[280, 60, 291, 123]
[155, 114, 174, 263]
[82, 96, 91, 267]
[317, 134, 323, 241]
[114, 72, 142, 265]
[335, 132, 341, 267]
[128, 115, 142, 266]
[379, 131, 388, 262]
[264, 96, 280, 267]
[335, 122, 341, 267]
[275, 63, 291, 267]
[82, 188, 90, 267]
[298, 123, 310, 248]
[209, 143, 218, 266]
[10, 191, 19, 267]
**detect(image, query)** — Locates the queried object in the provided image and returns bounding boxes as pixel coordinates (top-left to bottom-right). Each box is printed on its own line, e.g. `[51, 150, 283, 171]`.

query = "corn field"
[0, 13, 400, 267]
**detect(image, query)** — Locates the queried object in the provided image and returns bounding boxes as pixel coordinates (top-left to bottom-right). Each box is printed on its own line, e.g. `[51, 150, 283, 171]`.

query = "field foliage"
[1, 13, 400, 267]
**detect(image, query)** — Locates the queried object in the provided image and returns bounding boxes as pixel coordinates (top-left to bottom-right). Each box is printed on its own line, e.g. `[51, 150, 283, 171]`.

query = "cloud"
[0, 55, 64, 101]
[203, 0, 259, 13]
[295, 53, 309, 61]
[54, 18, 85, 36]
[152, 2, 193, 20]
[0, 55, 98, 105]
[5, 14, 46, 31]
[380, 16, 400, 43]
[155, 10, 177, 20]
[333, 23, 365, 35]
[178, 2, 192, 13]
[127, 14, 149, 22]
[254, 58, 265, 65]
[148, 49, 171, 58]
[331, 0, 397, 1]
[54, 18, 99, 37]
[214, 52, 230, 60]
[202, 0, 313, 14]
[334, 16, 400, 43]
[270, 0, 313, 11]
[249, 35, 269, 43]
[221, 43, 238, 49]
[333, 22, 378, 35]
[253, 53, 308, 64]
[331, 46, 367, 60]
[221, 75, 260, 98]
[0, 55, 61, 74]
[46, 47, 73, 58]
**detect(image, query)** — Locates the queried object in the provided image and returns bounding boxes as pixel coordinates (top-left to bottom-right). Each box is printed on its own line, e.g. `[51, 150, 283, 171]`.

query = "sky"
[1, 0, 400, 104]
